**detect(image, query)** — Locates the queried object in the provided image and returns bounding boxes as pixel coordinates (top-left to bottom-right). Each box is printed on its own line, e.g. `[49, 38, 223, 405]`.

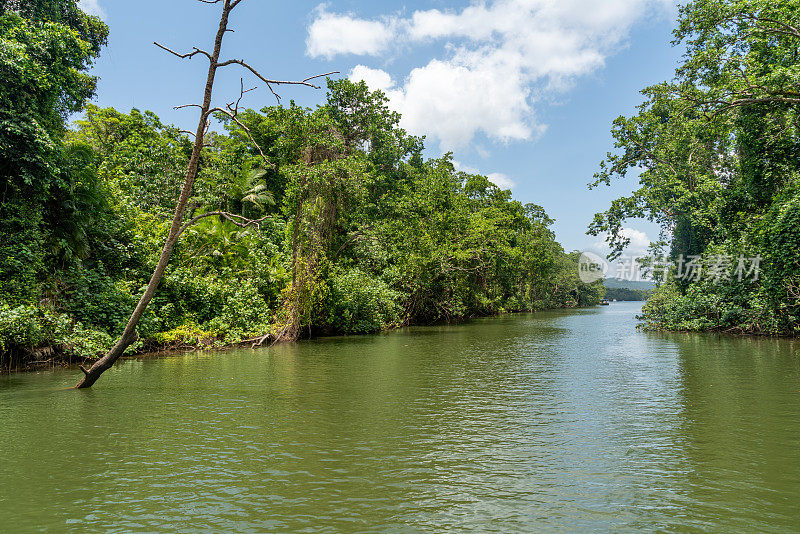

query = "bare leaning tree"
[75, 0, 335, 388]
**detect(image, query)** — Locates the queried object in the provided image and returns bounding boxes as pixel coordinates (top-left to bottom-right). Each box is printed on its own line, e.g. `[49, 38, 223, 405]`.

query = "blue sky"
[78, 0, 682, 257]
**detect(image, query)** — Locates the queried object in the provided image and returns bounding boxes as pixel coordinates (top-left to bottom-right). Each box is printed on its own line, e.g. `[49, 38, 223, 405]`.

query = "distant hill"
[603, 279, 653, 301]
[604, 278, 656, 290]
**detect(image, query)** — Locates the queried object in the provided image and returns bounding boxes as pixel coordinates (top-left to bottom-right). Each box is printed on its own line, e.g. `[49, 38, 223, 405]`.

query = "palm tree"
[227, 163, 274, 217]
[185, 216, 252, 271]
[185, 162, 275, 272]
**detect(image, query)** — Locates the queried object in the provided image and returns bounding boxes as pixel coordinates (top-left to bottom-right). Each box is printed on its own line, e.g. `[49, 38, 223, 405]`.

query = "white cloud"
[312, 0, 672, 152]
[306, 8, 396, 59]
[349, 62, 544, 150]
[453, 161, 516, 189]
[592, 227, 651, 257]
[487, 172, 515, 189]
[349, 65, 395, 92]
[78, 0, 105, 19]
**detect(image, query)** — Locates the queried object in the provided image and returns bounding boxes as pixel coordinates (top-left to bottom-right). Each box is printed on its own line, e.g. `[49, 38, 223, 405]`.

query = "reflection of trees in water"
[666, 333, 800, 530]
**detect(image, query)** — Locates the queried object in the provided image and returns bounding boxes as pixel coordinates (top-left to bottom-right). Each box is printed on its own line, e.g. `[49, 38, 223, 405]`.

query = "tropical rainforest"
[0, 0, 603, 371]
[592, 0, 800, 335]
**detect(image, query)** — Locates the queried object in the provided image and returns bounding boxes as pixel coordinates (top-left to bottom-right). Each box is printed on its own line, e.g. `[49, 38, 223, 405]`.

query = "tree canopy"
[591, 0, 800, 334]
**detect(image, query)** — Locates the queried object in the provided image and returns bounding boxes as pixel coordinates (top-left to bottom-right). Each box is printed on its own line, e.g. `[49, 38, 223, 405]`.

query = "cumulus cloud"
[310, 0, 671, 151]
[306, 8, 396, 59]
[350, 62, 539, 149]
[78, 0, 105, 19]
[592, 227, 651, 257]
[349, 65, 395, 92]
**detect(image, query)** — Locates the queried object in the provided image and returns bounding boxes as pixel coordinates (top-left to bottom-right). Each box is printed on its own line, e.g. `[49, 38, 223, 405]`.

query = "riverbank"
[1, 303, 600, 374]
[636, 283, 800, 337]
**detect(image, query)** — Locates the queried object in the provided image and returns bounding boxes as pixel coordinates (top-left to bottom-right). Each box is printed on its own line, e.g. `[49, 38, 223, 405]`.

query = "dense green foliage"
[603, 287, 651, 302]
[0, 3, 601, 367]
[591, 0, 800, 335]
[0, 0, 107, 304]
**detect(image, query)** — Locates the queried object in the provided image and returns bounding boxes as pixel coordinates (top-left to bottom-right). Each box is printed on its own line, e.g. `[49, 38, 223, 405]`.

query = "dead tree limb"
[75, 0, 335, 388]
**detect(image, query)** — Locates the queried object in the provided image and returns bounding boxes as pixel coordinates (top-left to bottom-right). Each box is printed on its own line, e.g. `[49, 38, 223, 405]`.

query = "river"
[2, 302, 799, 532]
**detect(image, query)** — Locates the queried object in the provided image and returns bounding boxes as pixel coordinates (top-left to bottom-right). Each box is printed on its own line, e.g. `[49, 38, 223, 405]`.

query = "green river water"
[2, 301, 800, 532]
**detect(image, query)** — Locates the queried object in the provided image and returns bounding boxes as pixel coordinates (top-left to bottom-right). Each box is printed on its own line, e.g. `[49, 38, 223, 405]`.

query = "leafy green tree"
[74, 0, 334, 387]
[1, 43, 605, 372]
[0, 1, 106, 195]
[0, 1, 107, 303]
[591, 0, 800, 335]
[71, 106, 191, 215]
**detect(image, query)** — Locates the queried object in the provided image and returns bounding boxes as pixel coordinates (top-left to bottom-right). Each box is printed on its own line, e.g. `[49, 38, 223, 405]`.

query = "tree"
[590, 0, 800, 335]
[75, 0, 334, 388]
[0, 0, 106, 191]
[70, 106, 191, 215]
[671, 0, 800, 113]
[0, 0, 108, 302]
[273, 109, 367, 342]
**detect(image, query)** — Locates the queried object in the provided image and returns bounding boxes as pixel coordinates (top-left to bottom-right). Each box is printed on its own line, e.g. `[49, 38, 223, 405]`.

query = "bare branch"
[264, 83, 282, 104]
[154, 42, 213, 62]
[300, 72, 337, 84]
[230, 78, 257, 113]
[216, 56, 338, 102]
[216, 57, 336, 88]
[208, 105, 271, 167]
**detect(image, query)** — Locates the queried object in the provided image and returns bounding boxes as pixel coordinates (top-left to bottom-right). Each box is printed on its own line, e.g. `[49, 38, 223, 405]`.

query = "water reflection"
[667, 333, 800, 530]
[1, 303, 799, 532]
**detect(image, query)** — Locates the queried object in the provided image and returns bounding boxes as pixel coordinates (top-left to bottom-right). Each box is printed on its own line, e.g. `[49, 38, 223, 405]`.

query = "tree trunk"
[75, 2, 233, 388]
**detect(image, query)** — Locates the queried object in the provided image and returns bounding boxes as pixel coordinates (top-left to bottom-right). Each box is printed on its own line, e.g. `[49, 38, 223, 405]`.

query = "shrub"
[0, 303, 113, 361]
[0, 304, 50, 352]
[60, 263, 137, 332]
[325, 268, 402, 334]
[206, 280, 272, 343]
